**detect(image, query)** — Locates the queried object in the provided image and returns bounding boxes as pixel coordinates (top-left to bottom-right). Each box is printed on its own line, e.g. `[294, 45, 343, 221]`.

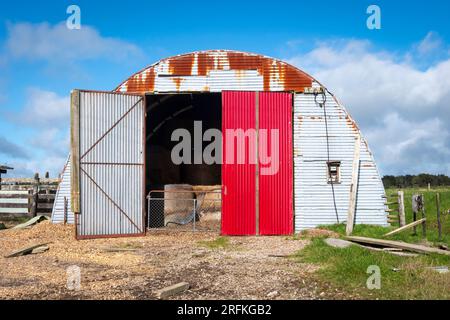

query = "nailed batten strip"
[346, 135, 361, 235]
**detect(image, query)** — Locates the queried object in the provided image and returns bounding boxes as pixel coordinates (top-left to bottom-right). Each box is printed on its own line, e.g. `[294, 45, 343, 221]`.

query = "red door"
[259, 92, 293, 235]
[221, 91, 293, 236]
[222, 91, 256, 235]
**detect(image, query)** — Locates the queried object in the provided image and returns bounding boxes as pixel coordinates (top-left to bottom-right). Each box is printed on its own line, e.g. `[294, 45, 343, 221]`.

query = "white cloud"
[19, 88, 70, 127]
[285, 35, 450, 175]
[416, 31, 443, 56]
[365, 113, 450, 175]
[9, 156, 67, 178]
[5, 22, 144, 63]
[4, 89, 70, 177]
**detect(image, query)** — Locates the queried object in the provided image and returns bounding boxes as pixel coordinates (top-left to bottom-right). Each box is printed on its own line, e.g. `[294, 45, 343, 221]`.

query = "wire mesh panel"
[147, 190, 221, 232]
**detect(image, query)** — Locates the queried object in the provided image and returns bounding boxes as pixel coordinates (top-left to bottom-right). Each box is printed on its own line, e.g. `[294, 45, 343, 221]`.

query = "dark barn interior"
[145, 93, 222, 196]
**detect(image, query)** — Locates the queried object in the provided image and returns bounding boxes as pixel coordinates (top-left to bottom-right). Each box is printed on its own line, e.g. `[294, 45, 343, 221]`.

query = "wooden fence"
[0, 175, 58, 218]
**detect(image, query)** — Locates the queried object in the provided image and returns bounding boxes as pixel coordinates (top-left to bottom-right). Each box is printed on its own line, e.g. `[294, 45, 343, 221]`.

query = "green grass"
[295, 237, 450, 299]
[385, 187, 450, 246]
[294, 187, 450, 299]
[198, 236, 230, 249]
[321, 187, 450, 246]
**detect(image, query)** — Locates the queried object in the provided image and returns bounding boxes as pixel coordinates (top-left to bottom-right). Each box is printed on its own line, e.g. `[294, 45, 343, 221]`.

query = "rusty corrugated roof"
[114, 50, 313, 94]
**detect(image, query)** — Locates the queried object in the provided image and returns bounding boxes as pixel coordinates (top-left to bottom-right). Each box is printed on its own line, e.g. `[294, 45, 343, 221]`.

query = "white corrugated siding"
[293, 86, 387, 231]
[78, 91, 145, 237]
[51, 155, 74, 224]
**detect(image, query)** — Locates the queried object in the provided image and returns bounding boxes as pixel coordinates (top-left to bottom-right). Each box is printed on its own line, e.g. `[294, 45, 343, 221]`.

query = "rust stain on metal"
[197, 52, 218, 76]
[115, 50, 314, 94]
[125, 68, 155, 93]
[168, 54, 195, 75]
[172, 77, 184, 90]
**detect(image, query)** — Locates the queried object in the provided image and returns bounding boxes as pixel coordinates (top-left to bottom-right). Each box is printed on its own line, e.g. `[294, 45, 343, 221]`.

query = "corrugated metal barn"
[61, 50, 387, 239]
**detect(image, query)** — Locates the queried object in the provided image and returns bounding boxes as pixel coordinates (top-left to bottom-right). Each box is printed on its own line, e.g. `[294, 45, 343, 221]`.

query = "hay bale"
[164, 184, 194, 215]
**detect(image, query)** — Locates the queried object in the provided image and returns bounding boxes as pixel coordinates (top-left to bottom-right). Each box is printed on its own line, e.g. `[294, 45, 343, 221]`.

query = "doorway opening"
[145, 93, 222, 231]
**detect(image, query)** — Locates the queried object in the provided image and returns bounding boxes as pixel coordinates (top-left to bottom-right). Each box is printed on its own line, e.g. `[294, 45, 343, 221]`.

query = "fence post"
[398, 191, 406, 227]
[420, 194, 426, 237]
[193, 199, 197, 232]
[64, 196, 68, 225]
[412, 194, 419, 235]
[31, 173, 40, 217]
[436, 193, 442, 241]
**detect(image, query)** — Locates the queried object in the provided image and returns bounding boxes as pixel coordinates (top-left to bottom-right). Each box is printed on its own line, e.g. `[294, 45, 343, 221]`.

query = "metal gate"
[71, 90, 145, 239]
[221, 91, 293, 236]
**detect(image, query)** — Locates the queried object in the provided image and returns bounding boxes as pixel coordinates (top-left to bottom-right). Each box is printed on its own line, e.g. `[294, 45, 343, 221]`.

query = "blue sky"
[1, 0, 450, 177]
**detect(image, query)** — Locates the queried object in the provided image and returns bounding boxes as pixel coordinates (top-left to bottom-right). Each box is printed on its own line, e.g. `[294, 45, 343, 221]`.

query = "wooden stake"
[412, 194, 419, 235]
[30, 173, 40, 217]
[421, 194, 426, 237]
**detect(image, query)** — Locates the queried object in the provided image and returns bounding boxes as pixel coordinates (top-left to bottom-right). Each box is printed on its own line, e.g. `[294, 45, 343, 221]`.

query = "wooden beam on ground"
[4, 243, 50, 258]
[384, 218, 426, 237]
[12, 215, 49, 229]
[346, 135, 361, 236]
[154, 282, 190, 299]
[358, 244, 419, 257]
[345, 236, 450, 256]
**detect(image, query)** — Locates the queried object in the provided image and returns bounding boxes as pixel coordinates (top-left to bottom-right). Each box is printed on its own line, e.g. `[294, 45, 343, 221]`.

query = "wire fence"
[147, 189, 221, 232]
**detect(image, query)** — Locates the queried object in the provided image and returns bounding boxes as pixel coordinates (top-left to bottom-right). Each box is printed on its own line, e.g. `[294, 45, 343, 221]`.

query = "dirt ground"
[0, 221, 348, 300]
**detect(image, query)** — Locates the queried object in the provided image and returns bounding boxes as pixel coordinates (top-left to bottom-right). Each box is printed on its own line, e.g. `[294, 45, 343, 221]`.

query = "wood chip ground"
[0, 222, 351, 300]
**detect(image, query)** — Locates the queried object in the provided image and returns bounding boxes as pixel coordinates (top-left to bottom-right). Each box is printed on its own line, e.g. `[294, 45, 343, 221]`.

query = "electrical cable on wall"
[315, 89, 340, 224]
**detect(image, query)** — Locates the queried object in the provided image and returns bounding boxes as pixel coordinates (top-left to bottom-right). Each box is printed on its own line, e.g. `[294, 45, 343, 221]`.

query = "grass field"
[294, 187, 450, 300]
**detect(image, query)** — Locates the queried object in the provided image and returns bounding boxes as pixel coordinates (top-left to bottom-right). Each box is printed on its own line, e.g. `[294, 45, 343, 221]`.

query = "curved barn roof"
[114, 50, 315, 94]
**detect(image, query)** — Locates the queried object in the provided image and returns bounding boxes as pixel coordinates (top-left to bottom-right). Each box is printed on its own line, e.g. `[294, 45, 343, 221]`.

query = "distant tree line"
[382, 174, 450, 188]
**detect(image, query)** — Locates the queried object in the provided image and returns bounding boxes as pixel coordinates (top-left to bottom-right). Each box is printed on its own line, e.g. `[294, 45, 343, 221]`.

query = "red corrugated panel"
[222, 91, 256, 235]
[259, 92, 293, 235]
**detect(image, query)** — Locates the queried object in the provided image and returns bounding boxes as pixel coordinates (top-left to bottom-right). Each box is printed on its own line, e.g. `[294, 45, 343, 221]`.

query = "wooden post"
[31, 173, 40, 217]
[71, 90, 80, 214]
[420, 194, 426, 237]
[397, 191, 406, 227]
[64, 196, 68, 225]
[346, 135, 361, 236]
[412, 194, 419, 235]
[436, 193, 442, 241]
